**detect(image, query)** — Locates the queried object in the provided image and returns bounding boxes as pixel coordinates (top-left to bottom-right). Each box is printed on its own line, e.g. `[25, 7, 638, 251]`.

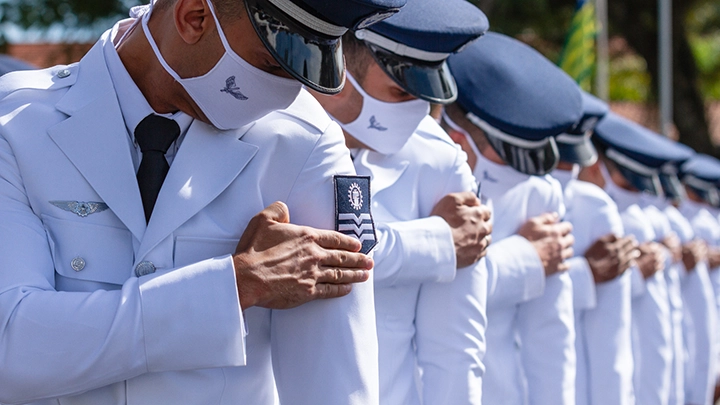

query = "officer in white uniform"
[0, 0, 406, 403]
[614, 133, 694, 405]
[676, 154, 720, 404]
[443, 32, 579, 405]
[619, 135, 716, 405]
[553, 91, 639, 405]
[311, 2, 492, 403]
[593, 112, 688, 405]
[680, 155, 720, 314]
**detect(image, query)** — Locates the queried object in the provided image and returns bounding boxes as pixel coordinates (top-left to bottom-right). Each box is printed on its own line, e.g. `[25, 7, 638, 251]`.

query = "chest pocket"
[42, 214, 134, 288]
[173, 236, 238, 268]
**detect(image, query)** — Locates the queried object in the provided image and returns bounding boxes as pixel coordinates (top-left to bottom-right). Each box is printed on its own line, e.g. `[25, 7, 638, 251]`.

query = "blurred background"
[0, 0, 718, 156]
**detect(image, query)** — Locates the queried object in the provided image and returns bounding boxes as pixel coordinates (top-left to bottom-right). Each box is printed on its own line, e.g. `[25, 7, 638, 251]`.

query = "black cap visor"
[367, 43, 457, 103]
[605, 149, 662, 195]
[683, 175, 720, 207]
[615, 163, 661, 196]
[245, 0, 345, 94]
[556, 135, 598, 167]
[659, 172, 686, 202]
[485, 133, 559, 176]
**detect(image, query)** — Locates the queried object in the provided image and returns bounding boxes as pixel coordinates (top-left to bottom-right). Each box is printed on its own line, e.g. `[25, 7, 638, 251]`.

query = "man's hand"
[517, 213, 574, 276]
[682, 239, 708, 272]
[636, 242, 666, 279]
[233, 202, 373, 310]
[662, 233, 683, 264]
[584, 234, 640, 284]
[430, 191, 493, 269]
[708, 247, 720, 269]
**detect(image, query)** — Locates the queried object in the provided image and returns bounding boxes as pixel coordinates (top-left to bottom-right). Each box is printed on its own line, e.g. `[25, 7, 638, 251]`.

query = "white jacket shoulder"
[274, 88, 333, 133]
[414, 115, 457, 147]
[0, 64, 77, 102]
[569, 179, 618, 211]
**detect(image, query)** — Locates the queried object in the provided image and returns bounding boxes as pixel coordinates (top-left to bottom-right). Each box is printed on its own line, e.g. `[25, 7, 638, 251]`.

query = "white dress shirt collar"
[473, 150, 531, 199]
[103, 18, 193, 166]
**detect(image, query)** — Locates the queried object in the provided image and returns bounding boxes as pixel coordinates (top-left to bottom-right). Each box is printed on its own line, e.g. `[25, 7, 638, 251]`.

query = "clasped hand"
[518, 212, 574, 276]
[430, 192, 493, 269]
[233, 202, 373, 310]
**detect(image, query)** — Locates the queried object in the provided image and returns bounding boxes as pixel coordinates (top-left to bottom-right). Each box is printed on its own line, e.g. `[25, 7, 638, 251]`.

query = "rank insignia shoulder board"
[334, 175, 377, 254]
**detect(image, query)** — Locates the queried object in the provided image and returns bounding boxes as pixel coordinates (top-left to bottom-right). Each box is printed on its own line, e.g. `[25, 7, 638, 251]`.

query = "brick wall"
[6, 43, 93, 69]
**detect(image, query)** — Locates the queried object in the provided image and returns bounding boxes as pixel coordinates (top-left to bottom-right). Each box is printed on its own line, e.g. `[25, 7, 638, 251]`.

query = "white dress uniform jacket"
[675, 202, 719, 405]
[606, 183, 673, 405]
[553, 169, 635, 405]
[641, 199, 686, 405]
[475, 154, 575, 405]
[353, 116, 487, 405]
[0, 28, 378, 405]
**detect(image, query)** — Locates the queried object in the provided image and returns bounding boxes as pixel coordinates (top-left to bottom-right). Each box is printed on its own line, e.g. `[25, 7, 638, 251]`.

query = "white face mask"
[334, 73, 429, 155]
[141, 0, 302, 130]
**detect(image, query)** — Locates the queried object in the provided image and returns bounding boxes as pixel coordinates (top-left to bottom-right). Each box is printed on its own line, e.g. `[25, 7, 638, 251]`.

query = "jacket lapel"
[47, 40, 146, 241]
[136, 121, 258, 260]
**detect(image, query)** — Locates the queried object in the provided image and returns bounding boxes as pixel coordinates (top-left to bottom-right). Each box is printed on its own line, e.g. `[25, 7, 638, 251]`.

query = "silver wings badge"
[50, 201, 110, 218]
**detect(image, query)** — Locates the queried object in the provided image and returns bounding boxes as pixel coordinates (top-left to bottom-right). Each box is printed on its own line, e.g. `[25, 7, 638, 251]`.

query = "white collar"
[473, 149, 531, 199]
[103, 19, 193, 139]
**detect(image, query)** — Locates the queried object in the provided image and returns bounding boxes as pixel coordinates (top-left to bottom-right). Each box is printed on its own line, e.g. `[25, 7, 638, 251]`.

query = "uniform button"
[135, 261, 156, 277]
[71, 257, 86, 272]
[56, 69, 71, 79]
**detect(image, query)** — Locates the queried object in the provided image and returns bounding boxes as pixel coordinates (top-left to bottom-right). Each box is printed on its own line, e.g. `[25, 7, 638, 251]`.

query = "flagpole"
[659, 0, 673, 137]
[595, 0, 609, 101]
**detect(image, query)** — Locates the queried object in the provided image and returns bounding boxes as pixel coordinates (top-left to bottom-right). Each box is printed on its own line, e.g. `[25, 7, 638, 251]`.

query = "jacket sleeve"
[567, 256, 597, 311]
[372, 217, 456, 288]
[584, 271, 635, 405]
[485, 235, 546, 308]
[632, 271, 674, 404]
[516, 272, 576, 405]
[372, 141, 477, 288]
[270, 122, 378, 405]
[681, 263, 718, 405]
[0, 127, 246, 404]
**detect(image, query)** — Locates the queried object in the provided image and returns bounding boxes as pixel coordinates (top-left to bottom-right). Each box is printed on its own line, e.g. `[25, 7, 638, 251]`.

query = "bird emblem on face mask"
[368, 115, 388, 131]
[221, 76, 248, 100]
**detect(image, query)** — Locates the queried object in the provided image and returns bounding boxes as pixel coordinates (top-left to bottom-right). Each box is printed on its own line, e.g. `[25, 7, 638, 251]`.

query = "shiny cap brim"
[485, 132, 560, 176]
[659, 173, 686, 202]
[246, 0, 345, 94]
[615, 164, 662, 196]
[556, 137, 598, 167]
[367, 44, 457, 103]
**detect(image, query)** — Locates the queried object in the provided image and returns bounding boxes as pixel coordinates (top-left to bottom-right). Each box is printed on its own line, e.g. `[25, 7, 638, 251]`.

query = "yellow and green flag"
[558, 0, 597, 91]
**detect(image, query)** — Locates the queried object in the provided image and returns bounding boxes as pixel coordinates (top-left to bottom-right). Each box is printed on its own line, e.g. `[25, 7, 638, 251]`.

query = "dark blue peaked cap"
[447, 32, 583, 140]
[556, 91, 608, 166]
[302, 0, 406, 30]
[570, 91, 609, 135]
[594, 112, 694, 168]
[355, 0, 488, 103]
[679, 154, 720, 207]
[681, 154, 720, 182]
[367, 0, 489, 53]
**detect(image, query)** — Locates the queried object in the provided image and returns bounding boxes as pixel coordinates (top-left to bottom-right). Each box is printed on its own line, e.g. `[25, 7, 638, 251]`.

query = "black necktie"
[135, 114, 180, 223]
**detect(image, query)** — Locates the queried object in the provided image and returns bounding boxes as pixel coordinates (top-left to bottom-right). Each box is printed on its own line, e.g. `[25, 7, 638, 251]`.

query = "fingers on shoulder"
[314, 283, 353, 299]
[258, 201, 290, 223]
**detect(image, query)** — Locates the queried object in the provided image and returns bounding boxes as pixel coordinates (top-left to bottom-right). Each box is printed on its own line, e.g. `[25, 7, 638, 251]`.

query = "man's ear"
[174, 0, 213, 45]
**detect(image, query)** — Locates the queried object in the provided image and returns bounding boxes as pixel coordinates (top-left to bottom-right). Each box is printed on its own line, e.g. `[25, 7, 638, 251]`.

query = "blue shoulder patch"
[334, 175, 377, 254]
